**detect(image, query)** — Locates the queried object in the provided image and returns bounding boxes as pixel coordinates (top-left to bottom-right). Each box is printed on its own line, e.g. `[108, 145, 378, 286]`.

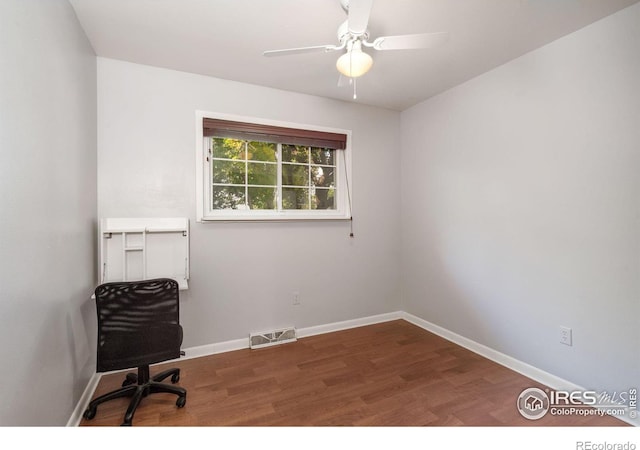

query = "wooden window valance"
[203, 118, 347, 150]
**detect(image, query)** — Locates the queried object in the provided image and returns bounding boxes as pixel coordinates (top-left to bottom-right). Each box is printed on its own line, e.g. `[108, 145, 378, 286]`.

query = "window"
[196, 113, 351, 221]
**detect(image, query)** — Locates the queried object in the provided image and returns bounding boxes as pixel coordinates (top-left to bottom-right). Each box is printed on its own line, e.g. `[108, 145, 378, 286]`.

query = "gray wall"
[0, 0, 97, 425]
[97, 58, 402, 348]
[400, 3, 639, 393]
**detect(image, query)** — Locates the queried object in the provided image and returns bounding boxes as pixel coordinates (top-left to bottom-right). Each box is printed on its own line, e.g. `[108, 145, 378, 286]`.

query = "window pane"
[213, 159, 245, 184]
[310, 165, 334, 188]
[282, 164, 309, 186]
[282, 187, 309, 210]
[312, 188, 336, 210]
[212, 138, 245, 159]
[247, 141, 277, 162]
[311, 148, 335, 166]
[247, 162, 277, 186]
[205, 136, 344, 217]
[248, 187, 277, 210]
[282, 145, 309, 163]
[212, 186, 245, 210]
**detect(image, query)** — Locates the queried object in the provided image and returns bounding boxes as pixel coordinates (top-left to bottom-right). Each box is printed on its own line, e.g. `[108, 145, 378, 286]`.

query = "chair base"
[83, 365, 187, 426]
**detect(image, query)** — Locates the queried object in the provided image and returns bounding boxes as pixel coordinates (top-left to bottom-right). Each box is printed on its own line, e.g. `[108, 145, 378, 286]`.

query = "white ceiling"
[69, 0, 639, 111]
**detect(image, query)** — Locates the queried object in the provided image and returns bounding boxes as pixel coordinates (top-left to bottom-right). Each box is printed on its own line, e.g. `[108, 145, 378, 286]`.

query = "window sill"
[198, 212, 351, 222]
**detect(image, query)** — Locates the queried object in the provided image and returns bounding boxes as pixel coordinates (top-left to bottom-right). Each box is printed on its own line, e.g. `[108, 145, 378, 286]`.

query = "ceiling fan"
[263, 0, 448, 98]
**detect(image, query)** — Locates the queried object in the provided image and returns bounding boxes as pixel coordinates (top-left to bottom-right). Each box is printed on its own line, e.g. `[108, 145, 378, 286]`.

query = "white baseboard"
[401, 312, 582, 391]
[402, 312, 638, 427]
[180, 311, 403, 359]
[180, 337, 248, 360]
[296, 311, 403, 339]
[66, 372, 102, 427]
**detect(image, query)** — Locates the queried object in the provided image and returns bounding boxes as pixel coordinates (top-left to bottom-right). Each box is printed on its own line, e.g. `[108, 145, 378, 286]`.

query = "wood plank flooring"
[79, 320, 628, 427]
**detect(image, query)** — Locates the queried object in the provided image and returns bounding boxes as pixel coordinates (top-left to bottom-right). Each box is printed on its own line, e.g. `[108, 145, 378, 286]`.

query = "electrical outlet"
[560, 326, 572, 346]
[293, 291, 300, 305]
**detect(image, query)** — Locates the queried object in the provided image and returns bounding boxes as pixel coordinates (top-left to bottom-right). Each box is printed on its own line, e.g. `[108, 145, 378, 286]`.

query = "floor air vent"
[249, 327, 297, 349]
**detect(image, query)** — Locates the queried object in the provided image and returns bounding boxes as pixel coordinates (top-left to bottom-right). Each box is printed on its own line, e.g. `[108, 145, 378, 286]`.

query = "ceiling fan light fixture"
[336, 41, 373, 78]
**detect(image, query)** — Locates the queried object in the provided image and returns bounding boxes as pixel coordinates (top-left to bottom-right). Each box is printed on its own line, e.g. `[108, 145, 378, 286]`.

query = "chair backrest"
[93, 278, 182, 372]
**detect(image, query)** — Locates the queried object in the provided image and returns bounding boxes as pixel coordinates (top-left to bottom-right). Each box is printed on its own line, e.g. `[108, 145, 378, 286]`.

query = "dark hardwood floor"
[80, 320, 628, 427]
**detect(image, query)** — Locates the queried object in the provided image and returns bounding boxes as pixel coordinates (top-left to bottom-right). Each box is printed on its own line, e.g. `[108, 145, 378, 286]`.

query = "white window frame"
[195, 111, 352, 222]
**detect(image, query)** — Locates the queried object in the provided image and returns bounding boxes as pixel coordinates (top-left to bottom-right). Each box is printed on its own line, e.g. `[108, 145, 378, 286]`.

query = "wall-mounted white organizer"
[99, 218, 189, 290]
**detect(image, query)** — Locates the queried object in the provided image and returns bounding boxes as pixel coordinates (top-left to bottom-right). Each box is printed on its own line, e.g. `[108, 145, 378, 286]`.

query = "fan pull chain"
[342, 149, 354, 238]
[349, 47, 357, 100]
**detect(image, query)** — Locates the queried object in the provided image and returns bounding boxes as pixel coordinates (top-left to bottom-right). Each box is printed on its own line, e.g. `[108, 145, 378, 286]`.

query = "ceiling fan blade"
[348, 0, 374, 36]
[263, 44, 339, 57]
[373, 32, 449, 51]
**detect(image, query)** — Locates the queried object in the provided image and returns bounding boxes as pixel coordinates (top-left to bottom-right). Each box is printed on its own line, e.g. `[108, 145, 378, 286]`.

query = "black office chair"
[83, 278, 187, 426]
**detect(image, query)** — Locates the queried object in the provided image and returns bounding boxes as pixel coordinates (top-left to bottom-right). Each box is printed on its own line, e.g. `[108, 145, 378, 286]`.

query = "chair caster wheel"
[176, 396, 186, 408]
[83, 407, 96, 420]
[122, 373, 137, 387]
[171, 373, 180, 383]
